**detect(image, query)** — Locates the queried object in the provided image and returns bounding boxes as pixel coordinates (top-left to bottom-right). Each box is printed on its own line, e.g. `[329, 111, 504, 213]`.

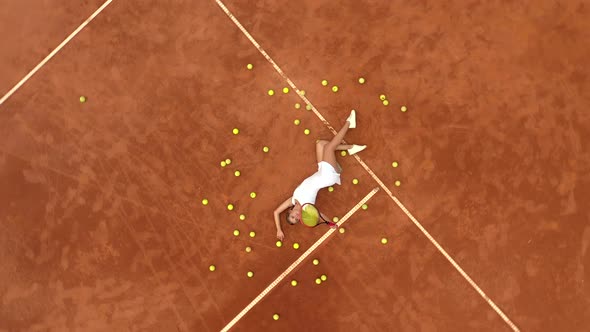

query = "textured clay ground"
[1, 0, 589, 331]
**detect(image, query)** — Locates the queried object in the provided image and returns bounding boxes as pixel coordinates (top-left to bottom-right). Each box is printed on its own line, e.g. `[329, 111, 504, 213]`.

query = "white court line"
[214, 1, 520, 331]
[220, 187, 380, 332]
[0, 0, 114, 107]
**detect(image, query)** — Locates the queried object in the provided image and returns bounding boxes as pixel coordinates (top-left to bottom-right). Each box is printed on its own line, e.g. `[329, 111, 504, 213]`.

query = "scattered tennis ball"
[276, 240, 283, 247]
[291, 280, 298, 286]
[379, 94, 387, 101]
[352, 178, 359, 185]
[332, 86, 339, 92]
[304, 129, 310, 135]
[328, 186, 334, 192]
[295, 103, 301, 109]
[320, 274, 327, 281]
[305, 104, 312, 111]
[209, 265, 216, 272]
[79, 96, 87, 103]
[392, 161, 399, 168]
[228, 204, 234, 211]
[263, 146, 269, 153]
[233, 229, 240, 236]
[340, 151, 347, 157]
[312, 258, 319, 265]
[321, 79, 328, 86]
[362, 204, 368, 210]
[239, 214, 246, 220]
[249, 231, 256, 238]
[293, 242, 300, 249]
[299, 90, 306, 96]
[383, 100, 389, 106]
[339, 227, 345, 234]
[247, 271, 254, 278]
[268, 89, 275, 96]
[250, 192, 257, 198]
[332, 217, 339, 222]
[225, 158, 231, 165]
[234, 170, 241, 177]
[315, 278, 322, 285]
[381, 237, 388, 244]
[202, 199, 209, 205]
[245, 246, 252, 252]
[232, 128, 239, 135]
[358, 77, 366, 84]
[283, 87, 289, 94]
[401, 106, 408, 112]
[273, 314, 280, 321]
[395, 180, 401, 187]
[294, 119, 301, 125]
[220, 161, 227, 167]
[247, 63, 253, 70]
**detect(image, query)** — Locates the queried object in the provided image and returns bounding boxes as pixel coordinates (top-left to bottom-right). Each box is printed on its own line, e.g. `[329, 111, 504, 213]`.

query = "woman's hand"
[276, 230, 285, 241]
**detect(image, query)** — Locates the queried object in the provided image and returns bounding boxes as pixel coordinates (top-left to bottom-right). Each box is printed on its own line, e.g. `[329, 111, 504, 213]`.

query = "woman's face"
[288, 207, 301, 224]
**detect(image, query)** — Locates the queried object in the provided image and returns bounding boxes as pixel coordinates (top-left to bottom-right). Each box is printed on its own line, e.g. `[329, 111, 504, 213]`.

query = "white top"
[292, 162, 341, 205]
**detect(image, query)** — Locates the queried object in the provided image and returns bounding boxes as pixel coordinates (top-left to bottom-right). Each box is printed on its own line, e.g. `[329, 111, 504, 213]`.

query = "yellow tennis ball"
[239, 214, 246, 220]
[273, 314, 280, 320]
[228, 204, 234, 211]
[268, 89, 275, 96]
[225, 158, 231, 165]
[332, 86, 339, 92]
[304, 129, 310, 135]
[321, 80, 328, 86]
[202, 199, 208, 205]
[305, 104, 312, 111]
[392, 161, 399, 168]
[381, 237, 388, 244]
[320, 274, 327, 281]
[234, 170, 241, 177]
[79, 96, 87, 103]
[332, 217, 339, 222]
[328, 186, 334, 192]
[245, 246, 252, 252]
[247, 63, 253, 70]
[233, 229, 239, 236]
[395, 180, 401, 187]
[362, 204, 368, 210]
[249, 231, 256, 238]
[295, 103, 301, 109]
[276, 240, 282, 247]
[340, 151, 347, 156]
[401, 106, 408, 112]
[315, 278, 322, 284]
[250, 192, 257, 198]
[263, 146, 269, 153]
[312, 259, 319, 265]
[283, 87, 289, 93]
[352, 178, 359, 185]
[383, 100, 389, 106]
[293, 243, 300, 249]
[291, 280, 298, 286]
[379, 94, 387, 101]
[358, 77, 365, 84]
[247, 271, 254, 278]
[209, 264, 216, 271]
[294, 119, 300, 125]
[299, 90, 306, 96]
[232, 128, 239, 135]
[220, 161, 227, 167]
[339, 227, 345, 233]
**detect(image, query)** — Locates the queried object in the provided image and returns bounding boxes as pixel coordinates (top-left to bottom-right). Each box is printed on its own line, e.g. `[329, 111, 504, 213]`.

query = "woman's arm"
[273, 197, 293, 233]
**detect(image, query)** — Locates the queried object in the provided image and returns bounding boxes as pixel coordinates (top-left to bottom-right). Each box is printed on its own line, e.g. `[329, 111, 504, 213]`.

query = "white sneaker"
[346, 110, 356, 128]
[347, 144, 366, 155]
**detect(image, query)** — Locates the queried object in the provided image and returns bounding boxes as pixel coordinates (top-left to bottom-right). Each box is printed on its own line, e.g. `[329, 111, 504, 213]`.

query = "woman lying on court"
[273, 110, 367, 241]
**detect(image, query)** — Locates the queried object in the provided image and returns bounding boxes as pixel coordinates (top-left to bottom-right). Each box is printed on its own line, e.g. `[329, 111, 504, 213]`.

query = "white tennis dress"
[292, 161, 341, 205]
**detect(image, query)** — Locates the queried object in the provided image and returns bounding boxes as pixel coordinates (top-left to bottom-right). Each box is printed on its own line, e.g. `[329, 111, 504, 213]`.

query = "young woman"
[273, 110, 366, 240]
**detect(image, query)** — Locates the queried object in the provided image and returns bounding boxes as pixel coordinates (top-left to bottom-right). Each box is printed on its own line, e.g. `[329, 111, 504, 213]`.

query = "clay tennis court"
[1, 0, 589, 331]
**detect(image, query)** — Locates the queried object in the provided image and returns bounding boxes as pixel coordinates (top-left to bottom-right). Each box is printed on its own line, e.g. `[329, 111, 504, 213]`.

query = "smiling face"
[287, 207, 301, 225]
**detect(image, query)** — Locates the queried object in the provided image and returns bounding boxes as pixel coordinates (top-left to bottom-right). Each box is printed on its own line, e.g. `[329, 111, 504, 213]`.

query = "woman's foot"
[347, 144, 366, 155]
[346, 110, 356, 128]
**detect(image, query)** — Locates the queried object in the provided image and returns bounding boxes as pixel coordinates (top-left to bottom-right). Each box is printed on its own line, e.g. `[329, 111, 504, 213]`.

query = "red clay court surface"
[1, 0, 589, 331]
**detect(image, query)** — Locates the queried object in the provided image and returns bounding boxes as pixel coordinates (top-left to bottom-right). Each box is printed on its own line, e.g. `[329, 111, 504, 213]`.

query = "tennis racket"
[300, 203, 338, 228]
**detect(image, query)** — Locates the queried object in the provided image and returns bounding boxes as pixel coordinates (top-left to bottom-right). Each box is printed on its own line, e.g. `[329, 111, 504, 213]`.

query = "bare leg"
[322, 121, 350, 171]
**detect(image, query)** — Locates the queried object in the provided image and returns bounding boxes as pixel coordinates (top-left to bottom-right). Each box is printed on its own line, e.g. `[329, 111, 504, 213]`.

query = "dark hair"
[286, 208, 297, 225]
